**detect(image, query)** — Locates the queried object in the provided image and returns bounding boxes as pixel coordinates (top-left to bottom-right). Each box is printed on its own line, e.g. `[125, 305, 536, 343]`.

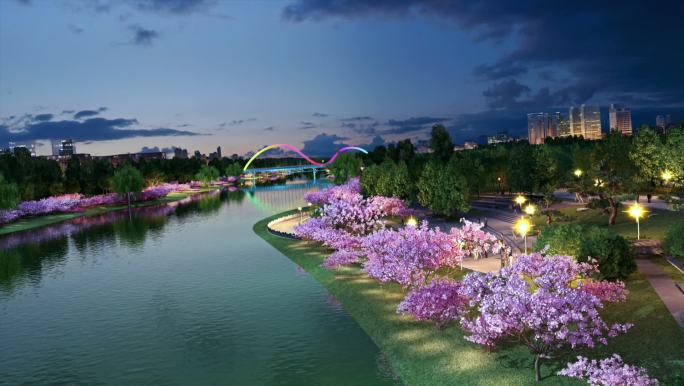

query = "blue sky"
[1, 0, 682, 156]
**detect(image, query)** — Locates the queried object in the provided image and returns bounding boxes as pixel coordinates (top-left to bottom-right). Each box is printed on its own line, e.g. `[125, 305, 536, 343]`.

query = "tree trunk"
[534, 354, 543, 382]
[607, 197, 617, 225]
[636, 194, 640, 203]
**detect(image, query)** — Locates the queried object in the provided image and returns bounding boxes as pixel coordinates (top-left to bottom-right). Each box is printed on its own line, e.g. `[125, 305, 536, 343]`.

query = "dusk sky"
[1, 0, 683, 157]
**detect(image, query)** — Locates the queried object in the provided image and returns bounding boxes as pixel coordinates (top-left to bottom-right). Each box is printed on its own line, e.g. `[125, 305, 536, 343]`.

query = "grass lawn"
[254, 210, 684, 386]
[530, 206, 682, 241]
[0, 188, 217, 236]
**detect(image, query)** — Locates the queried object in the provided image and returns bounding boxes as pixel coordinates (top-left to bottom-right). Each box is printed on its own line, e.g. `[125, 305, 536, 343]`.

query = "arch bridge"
[242, 144, 367, 182]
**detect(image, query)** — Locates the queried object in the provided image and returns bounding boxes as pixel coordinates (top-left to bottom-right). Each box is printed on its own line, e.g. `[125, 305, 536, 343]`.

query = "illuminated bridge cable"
[242, 144, 368, 172]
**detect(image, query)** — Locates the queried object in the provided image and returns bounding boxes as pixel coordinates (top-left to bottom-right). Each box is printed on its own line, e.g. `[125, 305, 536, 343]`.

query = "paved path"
[636, 259, 684, 328]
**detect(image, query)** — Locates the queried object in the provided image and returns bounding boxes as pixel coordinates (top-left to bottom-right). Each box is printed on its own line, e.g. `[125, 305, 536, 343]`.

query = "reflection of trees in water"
[0, 190, 238, 295]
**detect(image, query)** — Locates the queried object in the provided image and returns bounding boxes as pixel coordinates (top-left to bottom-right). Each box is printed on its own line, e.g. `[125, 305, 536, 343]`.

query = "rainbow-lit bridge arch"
[242, 144, 368, 172]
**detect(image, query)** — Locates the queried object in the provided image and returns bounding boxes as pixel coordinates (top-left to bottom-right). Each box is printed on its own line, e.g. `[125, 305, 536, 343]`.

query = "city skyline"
[1, 0, 683, 156]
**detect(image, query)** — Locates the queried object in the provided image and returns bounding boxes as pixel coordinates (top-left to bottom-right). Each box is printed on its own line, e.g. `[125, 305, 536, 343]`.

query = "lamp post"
[626, 202, 647, 240]
[497, 177, 503, 195]
[513, 217, 532, 254]
[524, 203, 536, 216]
[514, 194, 526, 210]
[297, 206, 303, 224]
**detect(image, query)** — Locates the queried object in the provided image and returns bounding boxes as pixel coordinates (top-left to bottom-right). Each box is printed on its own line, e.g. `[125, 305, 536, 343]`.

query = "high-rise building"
[557, 115, 571, 137]
[216, 146, 222, 159]
[174, 147, 188, 159]
[656, 114, 672, 132]
[527, 113, 547, 145]
[569, 106, 582, 136]
[487, 131, 513, 144]
[59, 139, 75, 156]
[609, 104, 632, 135]
[569, 105, 602, 140]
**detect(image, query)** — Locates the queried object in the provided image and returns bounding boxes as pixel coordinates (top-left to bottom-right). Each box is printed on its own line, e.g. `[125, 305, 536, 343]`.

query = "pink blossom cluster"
[459, 253, 632, 350]
[450, 220, 503, 258]
[397, 277, 468, 328]
[303, 178, 361, 206]
[138, 186, 174, 201]
[323, 250, 362, 269]
[580, 280, 629, 303]
[362, 222, 459, 287]
[559, 355, 659, 386]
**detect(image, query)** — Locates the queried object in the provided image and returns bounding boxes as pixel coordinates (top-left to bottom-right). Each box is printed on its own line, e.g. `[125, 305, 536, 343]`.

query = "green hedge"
[663, 220, 684, 258]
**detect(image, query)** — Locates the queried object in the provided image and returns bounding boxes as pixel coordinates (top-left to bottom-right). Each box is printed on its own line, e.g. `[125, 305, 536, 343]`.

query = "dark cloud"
[73, 108, 106, 119]
[263, 126, 275, 131]
[384, 116, 447, 134]
[61, 110, 75, 115]
[33, 113, 53, 122]
[140, 145, 177, 153]
[342, 120, 380, 135]
[0, 116, 201, 143]
[339, 116, 373, 121]
[300, 133, 349, 156]
[67, 24, 84, 34]
[357, 135, 386, 150]
[282, 0, 684, 108]
[312, 112, 329, 117]
[130, 25, 160, 46]
[299, 121, 317, 130]
[127, 0, 217, 14]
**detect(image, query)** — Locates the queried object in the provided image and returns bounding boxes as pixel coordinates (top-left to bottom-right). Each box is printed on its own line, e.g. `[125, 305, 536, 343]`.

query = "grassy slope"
[254, 211, 684, 386]
[0, 189, 215, 236]
[531, 207, 681, 241]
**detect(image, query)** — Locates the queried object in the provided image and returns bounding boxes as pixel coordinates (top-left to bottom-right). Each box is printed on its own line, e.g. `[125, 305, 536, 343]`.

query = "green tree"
[629, 127, 662, 201]
[0, 173, 19, 209]
[225, 163, 243, 177]
[195, 165, 220, 186]
[577, 227, 635, 280]
[64, 157, 82, 193]
[417, 160, 469, 216]
[392, 161, 413, 201]
[111, 165, 145, 210]
[663, 127, 684, 188]
[430, 124, 454, 163]
[535, 223, 584, 256]
[507, 144, 536, 193]
[328, 153, 363, 184]
[374, 159, 396, 196]
[591, 132, 636, 225]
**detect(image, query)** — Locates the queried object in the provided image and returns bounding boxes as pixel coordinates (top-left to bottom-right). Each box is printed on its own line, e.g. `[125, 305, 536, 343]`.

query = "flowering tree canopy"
[397, 277, 468, 328]
[559, 355, 659, 386]
[459, 253, 632, 382]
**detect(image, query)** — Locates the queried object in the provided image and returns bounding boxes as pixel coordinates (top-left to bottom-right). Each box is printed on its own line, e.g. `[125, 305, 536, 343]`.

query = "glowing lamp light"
[514, 195, 527, 206]
[524, 204, 537, 216]
[594, 178, 604, 187]
[406, 216, 418, 227]
[513, 217, 533, 253]
[574, 169, 583, 177]
[661, 170, 673, 183]
[625, 202, 647, 240]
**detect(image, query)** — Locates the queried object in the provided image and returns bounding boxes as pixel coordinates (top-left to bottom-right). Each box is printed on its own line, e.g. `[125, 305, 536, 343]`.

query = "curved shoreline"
[253, 210, 582, 386]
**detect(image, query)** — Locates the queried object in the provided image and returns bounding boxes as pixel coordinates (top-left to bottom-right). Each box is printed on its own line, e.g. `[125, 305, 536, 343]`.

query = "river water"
[0, 181, 398, 385]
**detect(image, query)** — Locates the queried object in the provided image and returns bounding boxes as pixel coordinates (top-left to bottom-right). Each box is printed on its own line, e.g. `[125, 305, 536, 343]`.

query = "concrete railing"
[267, 213, 303, 240]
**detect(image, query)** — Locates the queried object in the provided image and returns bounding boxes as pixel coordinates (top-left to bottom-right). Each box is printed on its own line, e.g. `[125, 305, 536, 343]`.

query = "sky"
[1, 0, 683, 157]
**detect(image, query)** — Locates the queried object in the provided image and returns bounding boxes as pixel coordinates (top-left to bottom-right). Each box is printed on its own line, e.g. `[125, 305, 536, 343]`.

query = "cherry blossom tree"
[459, 253, 632, 382]
[397, 277, 468, 328]
[559, 355, 659, 386]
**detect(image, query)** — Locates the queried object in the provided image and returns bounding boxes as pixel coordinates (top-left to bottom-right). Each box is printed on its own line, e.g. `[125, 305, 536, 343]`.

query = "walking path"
[635, 259, 684, 328]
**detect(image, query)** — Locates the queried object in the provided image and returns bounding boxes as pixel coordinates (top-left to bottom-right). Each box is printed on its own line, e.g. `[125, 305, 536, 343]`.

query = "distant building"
[138, 152, 166, 162]
[556, 115, 571, 137]
[568, 105, 602, 140]
[463, 141, 478, 150]
[609, 104, 632, 135]
[194, 150, 202, 159]
[656, 114, 672, 132]
[174, 147, 188, 159]
[8, 142, 37, 157]
[527, 113, 546, 145]
[487, 131, 513, 144]
[59, 139, 75, 156]
[209, 146, 223, 161]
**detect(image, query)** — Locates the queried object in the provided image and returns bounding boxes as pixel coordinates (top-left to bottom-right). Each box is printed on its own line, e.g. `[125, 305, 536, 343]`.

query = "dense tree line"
[0, 149, 244, 202]
[348, 124, 684, 222]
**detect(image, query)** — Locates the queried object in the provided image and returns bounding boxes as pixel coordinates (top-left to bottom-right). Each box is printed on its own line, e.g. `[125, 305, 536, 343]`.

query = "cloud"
[140, 145, 177, 153]
[300, 133, 349, 156]
[67, 24, 84, 34]
[299, 121, 317, 130]
[312, 112, 329, 117]
[127, 0, 217, 15]
[282, 0, 684, 108]
[342, 120, 380, 135]
[384, 116, 447, 134]
[339, 116, 373, 121]
[73, 107, 107, 119]
[263, 126, 275, 131]
[357, 135, 386, 150]
[0, 115, 201, 143]
[130, 25, 160, 46]
[228, 118, 257, 126]
[33, 113, 53, 122]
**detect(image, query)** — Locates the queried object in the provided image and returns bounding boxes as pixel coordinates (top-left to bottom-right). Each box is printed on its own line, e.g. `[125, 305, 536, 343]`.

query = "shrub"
[535, 223, 584, 256]
[578, 227, 635, 280]
[663, 220, 684, 258]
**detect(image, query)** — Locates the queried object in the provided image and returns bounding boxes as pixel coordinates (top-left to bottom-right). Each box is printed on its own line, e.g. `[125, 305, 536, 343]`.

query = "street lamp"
[514, 194, 527, 209]
[406, 216, 418, 227]
[297, 206, 303, 224]
[513, 217, 532, 254]
[626, 202, 647, 240]
[574, 169, 583, 178]
[524, 204, 537, 216]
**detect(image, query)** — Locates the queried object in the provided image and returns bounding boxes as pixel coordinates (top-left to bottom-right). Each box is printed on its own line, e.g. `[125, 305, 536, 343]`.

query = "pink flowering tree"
[459, 252, 632, 382]
[559, 355, 659, 386]
[397, 277, 468, 328]
[449, 219, 503, 261]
